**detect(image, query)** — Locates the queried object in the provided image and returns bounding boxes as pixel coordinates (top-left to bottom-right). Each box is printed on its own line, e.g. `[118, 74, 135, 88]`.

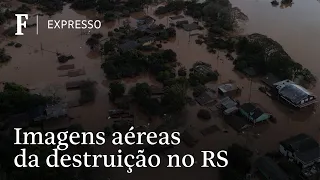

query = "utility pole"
[248, 78, 253, 102]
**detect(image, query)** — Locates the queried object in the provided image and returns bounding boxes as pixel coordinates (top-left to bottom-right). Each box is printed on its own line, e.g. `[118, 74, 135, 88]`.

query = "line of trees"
[0, 83, 51, 117]
[101, 49, 177, 81]
[234, 34, 316, 84]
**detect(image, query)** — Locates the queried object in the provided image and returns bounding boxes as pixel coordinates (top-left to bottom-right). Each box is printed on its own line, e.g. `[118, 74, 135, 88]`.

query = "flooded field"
[1, 0, 320, 179]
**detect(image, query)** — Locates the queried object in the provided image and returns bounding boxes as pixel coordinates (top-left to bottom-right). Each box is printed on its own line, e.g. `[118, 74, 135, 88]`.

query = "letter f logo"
[15, 14, 28, 36]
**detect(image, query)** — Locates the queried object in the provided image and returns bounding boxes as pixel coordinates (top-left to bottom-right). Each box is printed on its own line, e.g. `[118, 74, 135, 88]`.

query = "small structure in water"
[239, 103, 271, 124]
[65, 80, 85, 90]
[255, 156, 289, 180]
[176, 20, 188, 27]
[218, 83, 241, 97]
[195, 91, 216, 106]
[182, 23, 200, 31]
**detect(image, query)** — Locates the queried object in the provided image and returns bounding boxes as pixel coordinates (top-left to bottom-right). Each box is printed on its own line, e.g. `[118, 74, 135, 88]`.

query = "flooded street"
[1, 0, 320, 179]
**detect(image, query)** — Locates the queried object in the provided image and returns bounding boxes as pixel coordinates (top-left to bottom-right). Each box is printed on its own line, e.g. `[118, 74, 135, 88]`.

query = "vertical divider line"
[36, 15, 39, 35]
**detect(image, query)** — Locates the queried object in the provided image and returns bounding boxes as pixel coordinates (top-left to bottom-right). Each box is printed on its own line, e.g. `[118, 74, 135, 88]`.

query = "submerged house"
[137, 16, 155, 26]
[274, 80, 317, 108]
[239, 103, 271, 123]
[182, 23, 200, 31]
[255, 156, 289, 180]
[279, 133, 320, 168]
[29, 103, 67, 122]
[218, 83, 241, 97]
[118, 41, 140, 52]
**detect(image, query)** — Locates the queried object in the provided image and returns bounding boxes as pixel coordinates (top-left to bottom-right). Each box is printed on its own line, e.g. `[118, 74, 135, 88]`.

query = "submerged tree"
[86, 37, 99, 50]
[109, 81, 125, 100]
[0, 48, 12, 63]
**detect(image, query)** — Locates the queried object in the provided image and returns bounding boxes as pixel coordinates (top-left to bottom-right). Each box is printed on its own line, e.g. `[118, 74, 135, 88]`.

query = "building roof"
[280, 133, 319, 153]
[182, 23, 200, 31]
[169, 15, 184, 20]
[296, 147, 320, 164]
[118, 41, 140, 52]
[255, 156, 289, 180]
[240, 103, 256, 113]
[219, 96, 237, 109]
[240, 103, 264, 119]
[45, 103, 67, 119]
[195, 92, 215, 106]
[280, 133, 320, 164]
[218, 83, 237, 93]
[194, 65, 214, 75]
[278, 82, 312, 104]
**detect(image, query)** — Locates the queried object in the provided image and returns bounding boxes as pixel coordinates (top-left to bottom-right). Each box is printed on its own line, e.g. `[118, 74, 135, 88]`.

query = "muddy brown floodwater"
[1, 0, 320, 179]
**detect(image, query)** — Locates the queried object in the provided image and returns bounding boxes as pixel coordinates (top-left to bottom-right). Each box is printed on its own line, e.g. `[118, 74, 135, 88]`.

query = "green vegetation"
[18, 0, 63, 15]
[234, 34, 316, 84]
[101, 50, 147, 79]
[71, 0, 96, 10]
[178, 67, 187, 77]
[0, 83, 51, 117]
[109, 81, 126, 101]
[155, 0, 185, 15]
[188, 62, 219, 86]
[57, 55, 74, 63]
[71, 0, 149, 15]
[220, 144, 253, 180]
[86, 37, 100, 50]
[79, 81, 96, 104]
[185, 0, 243, 32]
[103, 40, 116, 55]
[130, 78, 188, 115]
[0, 48, 12, 63]
[161, 79, 188, 113]
[130, 83, 162, 115]
[7, 42, 15, 46]
[104, 12, 117, 22]
[3, 27, 16, 37]
[101, 49, 177, 81]
[0, 4, 31, 24]
[91, 33, 103, 39]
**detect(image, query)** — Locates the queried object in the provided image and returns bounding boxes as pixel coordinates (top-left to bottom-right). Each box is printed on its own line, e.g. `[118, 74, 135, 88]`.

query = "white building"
[274, 80, 317, 108]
